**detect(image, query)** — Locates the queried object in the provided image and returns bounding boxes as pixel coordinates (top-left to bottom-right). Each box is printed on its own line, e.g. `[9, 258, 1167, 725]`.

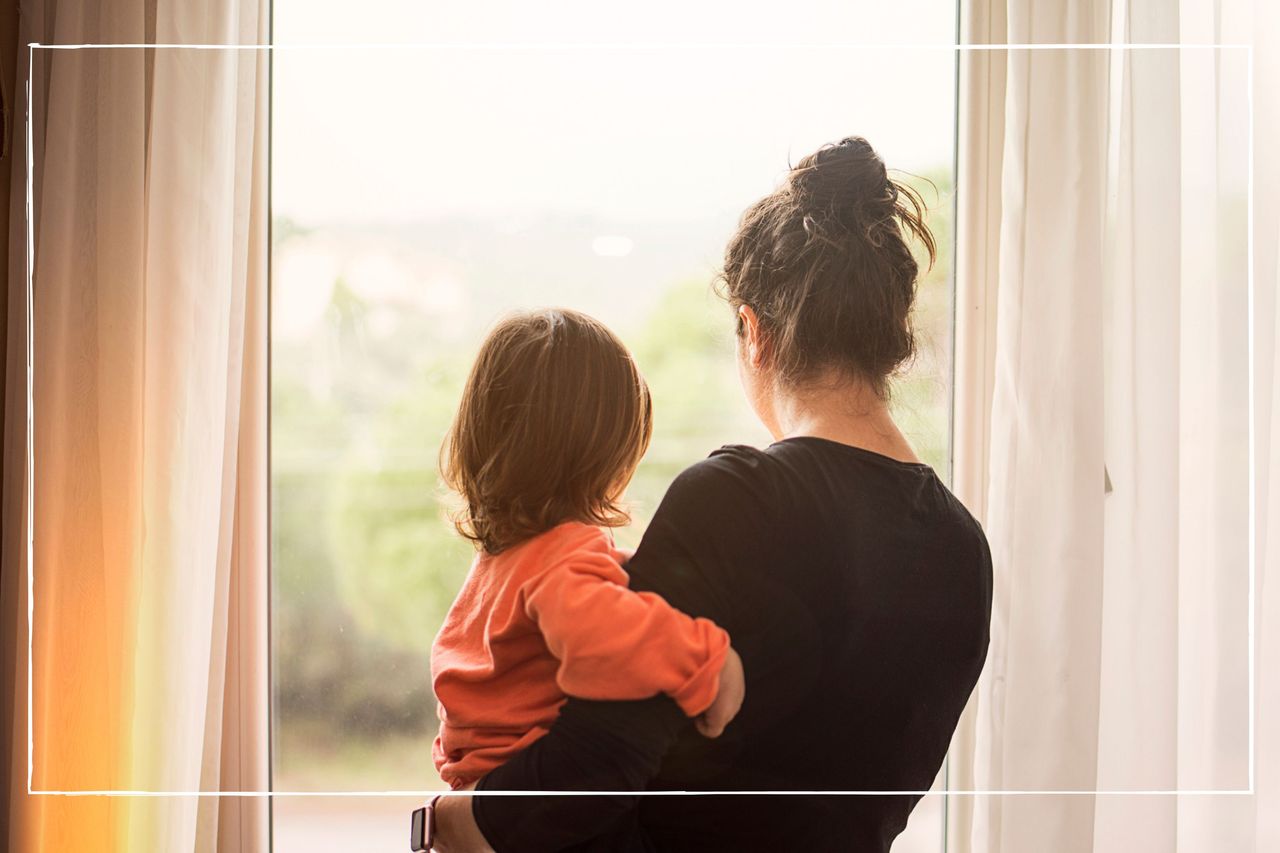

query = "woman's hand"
[695, 646, 745, 738]
[431, 784, 495, 853]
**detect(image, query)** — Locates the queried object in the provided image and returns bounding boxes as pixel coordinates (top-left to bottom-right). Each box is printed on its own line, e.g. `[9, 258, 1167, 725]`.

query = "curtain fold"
[947, 3, 1007, 847]
[1091, 5, 1182, 847]
[1, 1, 268, 851]
[955, 0, 1279, 851]
[971, 4, 1111, 850]
[1245, 0, 1280, 844]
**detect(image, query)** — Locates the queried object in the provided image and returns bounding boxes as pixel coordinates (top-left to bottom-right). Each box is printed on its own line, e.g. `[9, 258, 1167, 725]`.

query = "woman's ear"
[738, 305, 767, 369]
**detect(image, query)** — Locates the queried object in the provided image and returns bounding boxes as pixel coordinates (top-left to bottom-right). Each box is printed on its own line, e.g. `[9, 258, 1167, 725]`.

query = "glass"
[270, 3, 957, 848]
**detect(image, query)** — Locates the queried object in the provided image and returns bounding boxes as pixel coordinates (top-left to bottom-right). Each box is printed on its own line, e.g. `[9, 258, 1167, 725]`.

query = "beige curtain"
[953, 0, 1279, 851]
[1, 2, 269, 851]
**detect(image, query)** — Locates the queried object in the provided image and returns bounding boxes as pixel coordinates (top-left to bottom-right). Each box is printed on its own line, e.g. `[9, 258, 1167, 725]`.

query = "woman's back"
[627, 438, 992, 849]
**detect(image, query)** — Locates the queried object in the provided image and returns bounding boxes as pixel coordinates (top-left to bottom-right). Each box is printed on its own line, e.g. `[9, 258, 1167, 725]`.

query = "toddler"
[430, 308, 744, 789]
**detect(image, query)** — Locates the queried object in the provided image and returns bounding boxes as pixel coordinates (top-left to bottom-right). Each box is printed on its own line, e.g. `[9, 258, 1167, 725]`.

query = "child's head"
[442, 308, 653, 554]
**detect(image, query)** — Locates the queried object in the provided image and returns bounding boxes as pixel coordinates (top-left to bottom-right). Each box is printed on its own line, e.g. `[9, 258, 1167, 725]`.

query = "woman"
[431, 136, 993, 853]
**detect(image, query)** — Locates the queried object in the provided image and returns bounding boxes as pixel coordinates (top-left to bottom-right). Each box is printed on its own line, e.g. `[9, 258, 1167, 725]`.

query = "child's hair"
[441, 308, 654, 554]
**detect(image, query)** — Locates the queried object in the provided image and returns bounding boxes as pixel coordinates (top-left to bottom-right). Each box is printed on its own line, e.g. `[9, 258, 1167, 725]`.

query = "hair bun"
[788, 136, 895, 225]
[719, 134, 938, 396]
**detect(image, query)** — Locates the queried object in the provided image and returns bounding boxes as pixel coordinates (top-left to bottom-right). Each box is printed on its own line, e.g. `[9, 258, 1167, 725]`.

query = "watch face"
[410, 806, 428, 852]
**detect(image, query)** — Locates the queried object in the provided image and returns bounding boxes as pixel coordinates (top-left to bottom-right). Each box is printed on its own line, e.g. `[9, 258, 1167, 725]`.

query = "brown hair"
[718, 136, 937, 397]
[441, 309, 653, 554]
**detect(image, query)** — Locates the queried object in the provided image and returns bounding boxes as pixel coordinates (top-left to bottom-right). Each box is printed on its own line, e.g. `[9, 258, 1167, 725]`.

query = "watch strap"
[424, 793, 445, 850]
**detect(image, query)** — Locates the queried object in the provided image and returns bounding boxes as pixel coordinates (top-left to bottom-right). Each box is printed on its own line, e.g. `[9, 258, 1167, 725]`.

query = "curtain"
[1, 1, 269, 851]
[954, 0, 1279, 851]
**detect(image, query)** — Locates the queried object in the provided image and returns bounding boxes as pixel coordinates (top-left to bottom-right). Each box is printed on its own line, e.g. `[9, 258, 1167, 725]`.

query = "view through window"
[270, 4, 957, 849]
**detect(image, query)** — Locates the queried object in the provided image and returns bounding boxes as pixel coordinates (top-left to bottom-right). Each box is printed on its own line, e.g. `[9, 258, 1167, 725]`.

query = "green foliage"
[890, 169, 954, 474]
[619, 280, 767, 547]
[272, 373, 438, 753]
[328, 359, 475, 653]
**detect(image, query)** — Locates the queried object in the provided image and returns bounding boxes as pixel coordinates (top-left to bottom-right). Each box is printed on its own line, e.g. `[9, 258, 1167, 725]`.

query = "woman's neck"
[769, 374, 921, 465]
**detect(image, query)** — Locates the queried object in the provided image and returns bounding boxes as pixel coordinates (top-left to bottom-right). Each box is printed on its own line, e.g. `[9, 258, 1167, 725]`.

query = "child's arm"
[520, 531, 733, 719]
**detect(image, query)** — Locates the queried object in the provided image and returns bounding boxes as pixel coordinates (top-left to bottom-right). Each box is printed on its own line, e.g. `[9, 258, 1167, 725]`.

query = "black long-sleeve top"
[472, 437, 993, 852]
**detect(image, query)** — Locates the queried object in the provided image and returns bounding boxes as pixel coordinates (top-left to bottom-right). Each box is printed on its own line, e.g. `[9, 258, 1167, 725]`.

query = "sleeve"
[473, 696, 686, 852]
[471, 450, 774, 852]
[521, 529, 730, 717]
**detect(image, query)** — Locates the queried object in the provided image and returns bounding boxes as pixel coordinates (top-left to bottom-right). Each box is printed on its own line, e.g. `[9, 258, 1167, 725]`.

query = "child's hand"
[695, 646, 745, 738]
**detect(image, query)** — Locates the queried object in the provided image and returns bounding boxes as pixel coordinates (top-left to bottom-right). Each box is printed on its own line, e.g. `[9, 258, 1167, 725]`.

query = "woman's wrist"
[432, 792, 495, 853]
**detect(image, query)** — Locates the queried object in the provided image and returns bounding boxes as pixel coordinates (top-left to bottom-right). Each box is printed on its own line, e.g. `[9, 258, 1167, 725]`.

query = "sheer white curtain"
[1, 1, 268, 851]
[953, 0, 1279, 851]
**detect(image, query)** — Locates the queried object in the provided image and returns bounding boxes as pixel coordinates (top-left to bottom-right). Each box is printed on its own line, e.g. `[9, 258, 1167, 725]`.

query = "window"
[270, 3, 957, 849]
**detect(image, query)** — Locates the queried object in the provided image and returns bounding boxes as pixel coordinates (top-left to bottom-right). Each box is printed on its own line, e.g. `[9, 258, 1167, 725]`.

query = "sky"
[271, 0, 958, 225]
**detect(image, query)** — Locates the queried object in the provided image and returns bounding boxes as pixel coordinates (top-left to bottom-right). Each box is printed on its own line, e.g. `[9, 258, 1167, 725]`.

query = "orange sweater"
[430, 521, 730, 788]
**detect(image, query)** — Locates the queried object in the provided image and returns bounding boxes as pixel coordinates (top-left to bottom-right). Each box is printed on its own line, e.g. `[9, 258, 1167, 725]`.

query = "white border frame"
[23, 41, 1255, 798]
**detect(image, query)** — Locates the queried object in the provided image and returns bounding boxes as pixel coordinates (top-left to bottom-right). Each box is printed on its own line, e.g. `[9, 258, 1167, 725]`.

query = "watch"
[410, 794, 444, 852]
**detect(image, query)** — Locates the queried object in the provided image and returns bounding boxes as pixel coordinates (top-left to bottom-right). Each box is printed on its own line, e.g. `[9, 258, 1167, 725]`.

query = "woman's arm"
[472, 695, 687, 851]
[434, 450, 772, 852]
[428, 695, 685, 852]
[431, 794, 493, 853]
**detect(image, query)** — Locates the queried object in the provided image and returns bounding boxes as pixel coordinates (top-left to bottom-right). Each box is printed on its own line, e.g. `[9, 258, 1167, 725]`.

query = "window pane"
[270, 5, 956, 848]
